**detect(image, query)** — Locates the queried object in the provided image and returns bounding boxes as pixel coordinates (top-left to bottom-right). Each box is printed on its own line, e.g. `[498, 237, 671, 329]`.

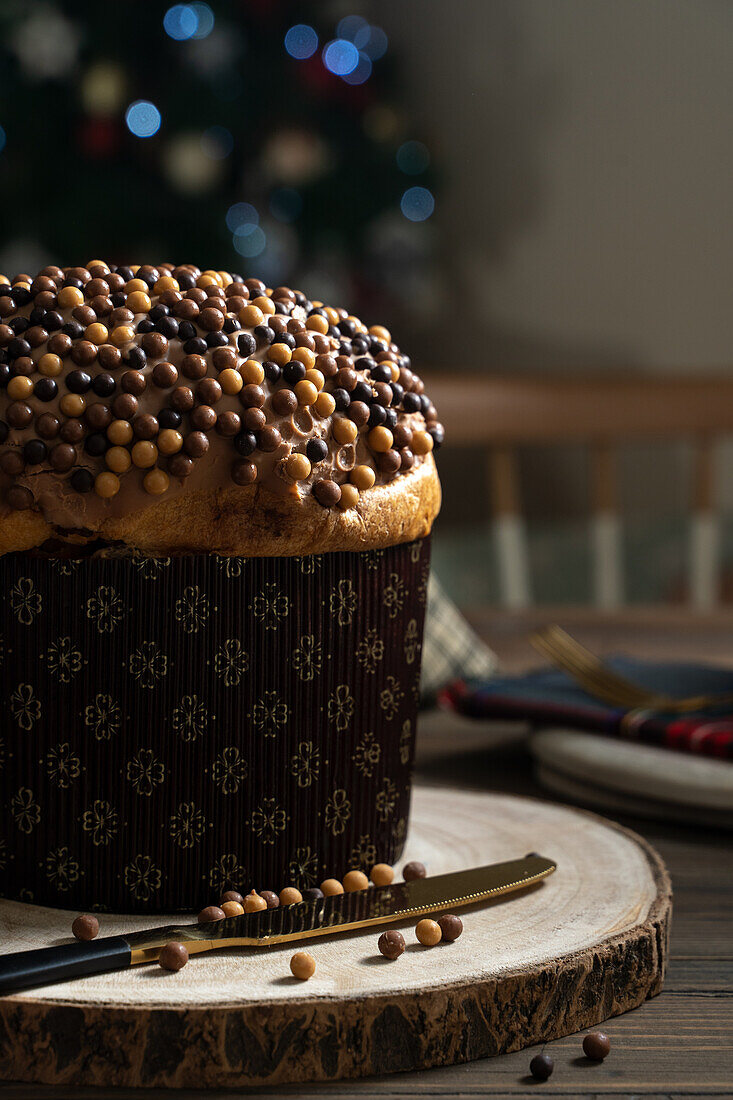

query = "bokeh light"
[125, 100, 161, 139]
[337, 15, 369, 43]
[233, 223, 266, 258]
[284, 24, 318, 60]
[0, 127, 6, 154]
[362, 25, 388, 60]
[189, 3, 215, 39]
[226, 203, 259, 232]
[269, 187, 303, 223]
[400, 186, 435, 222]
[322, 39, 359, 76]
[200, 125, 233, 159]
[163, 5, 198, 41]
[396, 140, 430, 175]
[341, 52, 372, 85]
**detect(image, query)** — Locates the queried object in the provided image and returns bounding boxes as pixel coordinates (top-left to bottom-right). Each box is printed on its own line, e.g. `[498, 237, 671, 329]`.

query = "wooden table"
[2, 610, 731, 1099]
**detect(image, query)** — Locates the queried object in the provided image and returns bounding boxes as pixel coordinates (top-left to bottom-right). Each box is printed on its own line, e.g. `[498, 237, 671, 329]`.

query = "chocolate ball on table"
[378, 930, 405, 960]
[437, 914, 463, 942]
[403, 861, 426, 882]
[583, 1032, 611, 1061]
[72, 914, 99, 941]
[158, 941, 189, 972]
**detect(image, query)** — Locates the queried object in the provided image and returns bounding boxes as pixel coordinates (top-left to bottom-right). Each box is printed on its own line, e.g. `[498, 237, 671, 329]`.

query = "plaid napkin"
[441, 656, 733, 760]
[421, 574, 498, 705]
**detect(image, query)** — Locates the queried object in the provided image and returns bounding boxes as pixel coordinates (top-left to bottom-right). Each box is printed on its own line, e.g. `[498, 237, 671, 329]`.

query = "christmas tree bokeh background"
[0, 0, 438, 337]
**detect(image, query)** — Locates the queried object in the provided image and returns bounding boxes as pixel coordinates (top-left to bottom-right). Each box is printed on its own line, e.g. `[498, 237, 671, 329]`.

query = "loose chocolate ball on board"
[437, 914, 463, 943]
[72, 914, 99, 941]
[415, 919, 442, 946]
[583, 1032, 611, 1061]
[378, 929, 405, 960]
[290, 952, 316, 980]
[198, 906, 225, 924]
[403, 861, 426, 882]
[158, 941, 189, 972]
[529, 1052, 554, 1080]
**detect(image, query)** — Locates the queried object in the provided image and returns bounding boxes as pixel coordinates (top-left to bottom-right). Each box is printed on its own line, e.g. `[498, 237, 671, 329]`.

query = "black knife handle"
[0, 936, 131, 996]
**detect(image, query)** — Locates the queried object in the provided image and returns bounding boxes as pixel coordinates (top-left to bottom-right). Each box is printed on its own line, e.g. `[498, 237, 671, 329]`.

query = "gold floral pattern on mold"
[252, 582, 290, 630]
[86, 584, 125, 634]
[250, 797, 288, 845]
[45, 846, 80, 891]
[171, 694, 209, 742]
[126, 749, 165, 797]
[379, 675, 404, 722]
[128, 641, 168, 688]
[207, 852, 247, 893]
[250, 690, 289, 738]
[124, 854, 162, 901]
[46, 742, 81, 788]
[81, 799, 119, 846]
[45, 636, 84, 683]
[353, 731, 381, 778]
[357, 628, 384, 674]
[9, 682, 41, 730]
[211, 747, 248, 794]
[84, 693, 122, 740]
[383, 573, 407, 619]
[324, 788, 351, 836]
[329, 579, 357, 626]
[288, 845, 319, 888]
[349, 834, 377, 871]
[292, 634, 322, 681]
[9, 577, 42, 625]
[169, 801, 208, 848]
[213, 638, 249, 686]
[290, 740, 320, 788]
[174, 585, 210, 634]
[11, 787, 40, 834]
[376, 777, 398, 822]
[327, 683, 354, 731]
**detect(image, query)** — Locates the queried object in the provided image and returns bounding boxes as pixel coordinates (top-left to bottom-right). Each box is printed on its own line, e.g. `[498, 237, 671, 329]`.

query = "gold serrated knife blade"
[0, 854, 555, 995]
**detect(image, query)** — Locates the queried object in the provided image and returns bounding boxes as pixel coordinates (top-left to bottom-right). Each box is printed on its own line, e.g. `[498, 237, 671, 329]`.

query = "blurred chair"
[428, 375, 733, 609]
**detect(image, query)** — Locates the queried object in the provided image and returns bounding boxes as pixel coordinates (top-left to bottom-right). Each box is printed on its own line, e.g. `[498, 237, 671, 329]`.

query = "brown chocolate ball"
[60, 418, 85, 443]
[378, 930, 405, 960]
[122, 369, 146, 395]
[400, 448, 415, 471]
[271, 388, 297, 415]
[392, 424, 413, 449]
[217, 411, 241, 437]
[184, 431, 209, 457]
[190, 405, 217, 431]
[133, 414, 159, 440]
[7, 485, 34, 510]
[220, 889, 244, 905]
[197, 378, 222, 406]
[583, 1032, 611, 1061]
[403, 861, 426, 882]
[377, 449, 401, 475]
[70, 339, 97, 366]
[260, 890, 280, 909]
[232, 459, 257, 485]
[181, 354, 207, 380]
[153, 361, 178, 388]
[36, 413, 60, 439]
[312, 479, 342, 508]
[212, 346, 237, 371]
[158, 941, 189, 972]
[72, 914, 100, 941]
[141, 332, 168, 359]
[258, 427, 281, 452]
[85, 403, 112, 431]
[98, 344, 122, 370]
[437, 914, 463, 942]
[112, 393, 138, 420]
[347, 401, 369, 427]
[0, 450, 24, 475]
[243, 408, 266, 432]
[198, 906, 226, 924]
[240, 384, 266, 409]
[199, 306, 224, 331]
[50, 444, 76, 472]
[7, 402, 33, 428]
[169, 453, 193, 478]
[48, 332, 72, 357]
[171, 386, 194, 412]
[335, 367, 357, 391]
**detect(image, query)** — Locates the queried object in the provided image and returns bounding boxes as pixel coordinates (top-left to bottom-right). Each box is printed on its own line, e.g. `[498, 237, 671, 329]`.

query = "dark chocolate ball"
[529, 1053, 554, 1081]
[403, 861, 426, 882]
[583, 1032, 611, 1061]
[306, 438, 328, 464]
[23, 439, 47, 465]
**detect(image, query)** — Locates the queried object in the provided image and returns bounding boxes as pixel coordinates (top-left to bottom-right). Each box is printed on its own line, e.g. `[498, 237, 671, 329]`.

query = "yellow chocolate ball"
[268, 343, 292, 367]
[294, 380, 318, 406]
[244, 892, 268, 913]
[368, 427, 394, 453]
[315, 392, 336, 418]
[240, 359, 265, 385]
[306, 314, 329, 334]
[57, 286, 84, 308]
[292, 347, 316, 369]
[85, 323, 109, 346]
[143, 468, 169, 495]
[131, 441, 158, 468]
[320, 878, 344, 896]
[106, 446, 131, 474]
[7, 376, 33, 400]
[286, 453, 311, 481]
[107, 419, 133, 445]
[279, 886, 303, 906]
[154, 276, 179, 294]
[221, 900, 244, 917]
[38, 353, 63, 377]
[343, 870, 369, 892]
[370, 863, 394, 887]
[110, 325, 135, 347]
[412, 430, 434, 455]
[369, 324, 391, 344]
[338, 484, 359, 510]
[239, 304, 263, 328]
[219, 368, 243, 395]
[304, 369, 325, 392]
[126, 291, 152, 314]
[157, 428, 183, 454]
[289, 952, 316, 980]
[60, 393, 85, 417]
[252, 295, 275, 315]
[124, 278, 149, 294]
[416, 919, 442, 946]
[94, 471, 120, 499]
[351, 465, 375, 491]
[332, 417, 358, 445]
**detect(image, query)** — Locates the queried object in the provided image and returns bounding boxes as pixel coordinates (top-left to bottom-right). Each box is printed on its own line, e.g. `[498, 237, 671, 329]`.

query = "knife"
[0, 854, 555, 996]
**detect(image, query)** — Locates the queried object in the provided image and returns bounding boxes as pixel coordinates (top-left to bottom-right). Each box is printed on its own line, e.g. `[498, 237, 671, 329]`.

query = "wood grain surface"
[0, 786, 669, 1089]
[0, 608, 730, 1097]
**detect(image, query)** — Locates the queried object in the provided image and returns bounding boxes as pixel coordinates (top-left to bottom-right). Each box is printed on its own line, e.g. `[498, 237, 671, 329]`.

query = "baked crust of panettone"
[0, 454, 440, 556]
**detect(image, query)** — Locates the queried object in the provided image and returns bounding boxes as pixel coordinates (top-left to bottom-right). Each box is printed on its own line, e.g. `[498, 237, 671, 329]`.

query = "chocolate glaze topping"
[0, 262, 443, 532]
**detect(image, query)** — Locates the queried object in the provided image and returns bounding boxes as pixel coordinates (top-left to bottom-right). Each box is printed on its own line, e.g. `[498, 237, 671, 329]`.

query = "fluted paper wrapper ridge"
[0, 539, 429, 912]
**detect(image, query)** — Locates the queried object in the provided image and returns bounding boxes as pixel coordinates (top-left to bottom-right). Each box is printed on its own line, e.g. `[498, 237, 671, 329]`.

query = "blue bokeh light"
[233, 224, 267, 258]
[363, 25, 388, 59]
[284, 24, 318, 60]
[400, 186, 435, 222]
[163, 5, 198, 41]
[201, 126, 233, 159]
[341, 51, 372, 85]
[269, 187, 303, 224]
[190, 2, 214, 38]
[125, 100, 161, 139]
[396, 140, 430, 175]
[0, 126, 6, 154]
[337, 15, 369, 42]
[322, 39, 359, 76]
[226, 203, 259, 232]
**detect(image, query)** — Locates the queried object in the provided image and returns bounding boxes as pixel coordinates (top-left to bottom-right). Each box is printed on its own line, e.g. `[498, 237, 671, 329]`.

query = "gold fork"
[530, 625, 733, 714]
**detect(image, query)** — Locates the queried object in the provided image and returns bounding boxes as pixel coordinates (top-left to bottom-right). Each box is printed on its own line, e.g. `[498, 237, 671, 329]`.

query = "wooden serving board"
[0, 785, 671, 1091]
